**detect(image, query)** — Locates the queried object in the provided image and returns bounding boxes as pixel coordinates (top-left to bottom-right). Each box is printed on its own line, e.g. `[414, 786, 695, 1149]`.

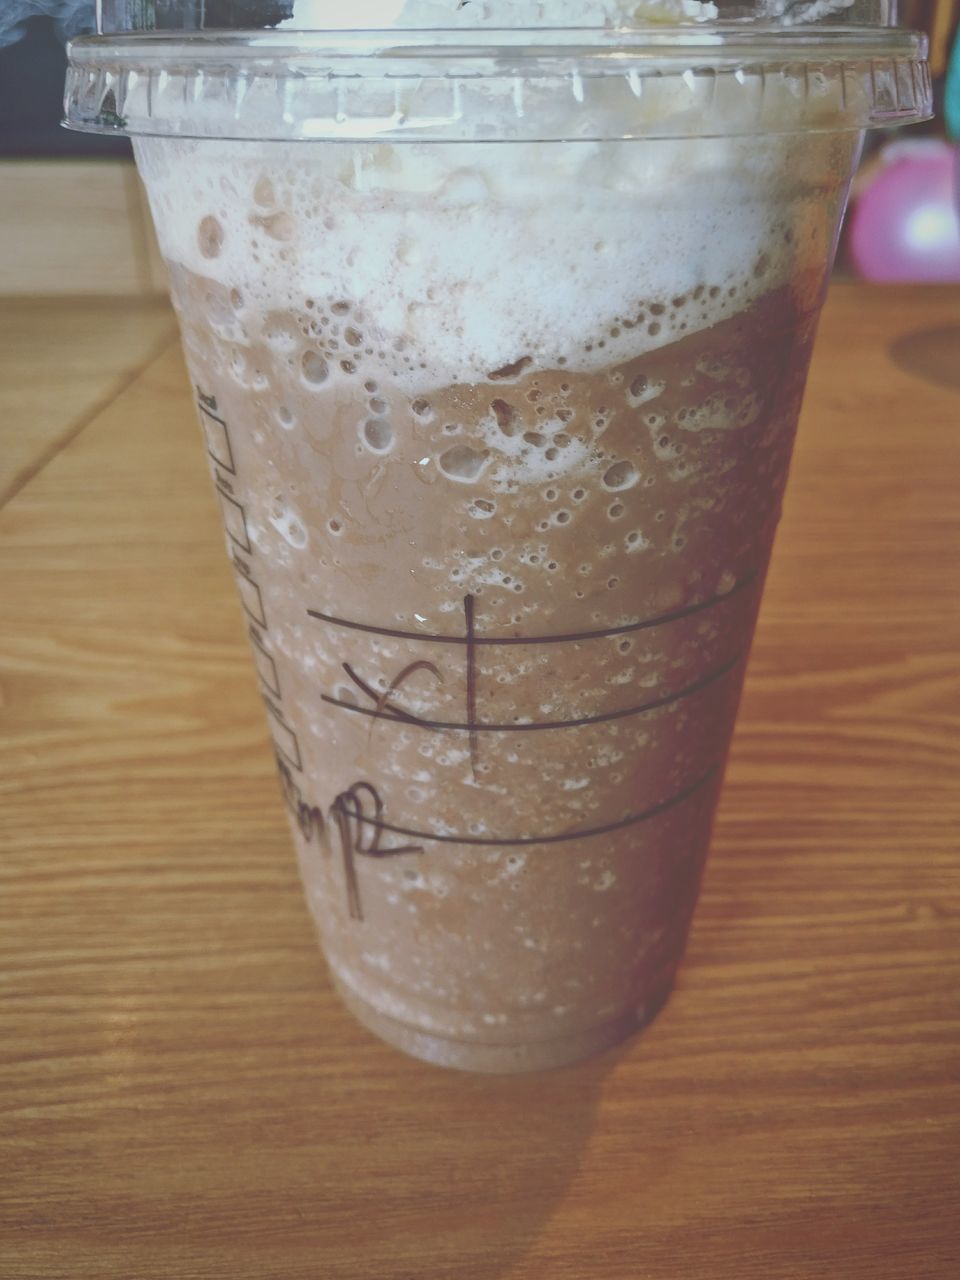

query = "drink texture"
[134, 122, 856, 1068]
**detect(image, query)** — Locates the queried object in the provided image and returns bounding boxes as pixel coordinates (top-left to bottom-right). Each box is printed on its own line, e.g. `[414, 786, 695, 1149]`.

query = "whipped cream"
[281, 1, 719, 28]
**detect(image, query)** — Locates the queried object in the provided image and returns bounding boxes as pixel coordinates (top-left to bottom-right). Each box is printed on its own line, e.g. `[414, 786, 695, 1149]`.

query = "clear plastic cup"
[66, 2, 930, 1073]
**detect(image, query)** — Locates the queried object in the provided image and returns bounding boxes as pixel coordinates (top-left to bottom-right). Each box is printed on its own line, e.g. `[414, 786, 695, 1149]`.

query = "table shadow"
[283, 1001, 635, 1280]
[889, 325, 960, 393]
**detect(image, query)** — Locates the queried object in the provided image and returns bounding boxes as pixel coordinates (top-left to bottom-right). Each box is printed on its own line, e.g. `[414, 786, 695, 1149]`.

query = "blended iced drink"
[67, 0, 930, 1070]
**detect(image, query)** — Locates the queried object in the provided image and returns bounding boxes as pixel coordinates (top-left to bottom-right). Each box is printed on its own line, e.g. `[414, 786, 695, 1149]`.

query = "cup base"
[331, 972, 675, 1074]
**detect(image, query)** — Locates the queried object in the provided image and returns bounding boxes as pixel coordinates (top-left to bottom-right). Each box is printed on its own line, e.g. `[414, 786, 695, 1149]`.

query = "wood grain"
[0, 161, 167, 299]
[0, 298, 177, 505]
[1, 284, 959, 1280]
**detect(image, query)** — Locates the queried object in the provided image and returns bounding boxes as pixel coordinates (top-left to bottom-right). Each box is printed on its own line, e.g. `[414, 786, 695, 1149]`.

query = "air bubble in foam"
[253, 175, 275, 207]
[486, 426, 590, 491]
[491, 399, 516, 437]
[228, 348, 247, 384]
[269, 498, 309, 550]
[362, 418, 395, 453]
[438, 444, 489, 483]
[253, 210, 294, 241]
[602, 461, 639, 491]
[197, 215, 224, 259]
[302, 350, 329, 385]
[627, 374, 666, 407]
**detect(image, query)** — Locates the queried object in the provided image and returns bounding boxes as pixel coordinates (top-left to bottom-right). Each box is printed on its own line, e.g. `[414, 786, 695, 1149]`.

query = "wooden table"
[2, 285, 959, 1280]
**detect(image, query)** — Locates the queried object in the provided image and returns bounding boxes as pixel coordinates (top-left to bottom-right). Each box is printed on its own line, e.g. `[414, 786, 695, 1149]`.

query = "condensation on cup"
[66, 1, 931, 1072]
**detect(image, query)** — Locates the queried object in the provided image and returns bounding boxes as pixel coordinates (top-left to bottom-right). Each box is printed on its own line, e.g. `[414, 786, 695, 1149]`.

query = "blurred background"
[0, 0, 958, 294]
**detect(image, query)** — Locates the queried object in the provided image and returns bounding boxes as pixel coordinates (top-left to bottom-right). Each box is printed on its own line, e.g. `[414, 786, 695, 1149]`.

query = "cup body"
[64, 13, 930, 1070]
[132, 129, 857, 1070]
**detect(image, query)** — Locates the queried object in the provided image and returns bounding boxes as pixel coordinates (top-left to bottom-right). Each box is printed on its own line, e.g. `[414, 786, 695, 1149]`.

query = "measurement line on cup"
[464, 592, 480, 777]
[320, 649, 746, 734]
[342, 764, 719, 851]
[275, 755, 721, 919]
[306, 568, 759, 648]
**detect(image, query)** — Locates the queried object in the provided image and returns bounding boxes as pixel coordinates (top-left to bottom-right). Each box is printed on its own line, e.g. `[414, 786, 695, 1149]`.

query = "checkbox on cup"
[264, 698, 302, 771]
[232, 560, 266, 629]
[198, 402, 235, 474]
[250, 629, 281, 699]
[217, 485, 251, 554]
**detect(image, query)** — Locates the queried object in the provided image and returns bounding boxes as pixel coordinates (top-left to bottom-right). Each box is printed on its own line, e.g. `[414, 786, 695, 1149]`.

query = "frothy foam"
[136, 131, 841, 395]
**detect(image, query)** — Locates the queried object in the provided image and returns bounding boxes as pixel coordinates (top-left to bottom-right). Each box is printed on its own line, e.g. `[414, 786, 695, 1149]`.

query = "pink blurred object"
[849, 139, 960, 283]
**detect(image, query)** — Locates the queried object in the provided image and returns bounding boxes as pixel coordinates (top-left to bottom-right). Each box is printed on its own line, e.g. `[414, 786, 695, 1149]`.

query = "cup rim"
[64, 24, 932, 141]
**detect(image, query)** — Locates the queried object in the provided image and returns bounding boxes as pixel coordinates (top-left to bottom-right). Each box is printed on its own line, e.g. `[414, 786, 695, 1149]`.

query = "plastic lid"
[65, 0, 932, 141]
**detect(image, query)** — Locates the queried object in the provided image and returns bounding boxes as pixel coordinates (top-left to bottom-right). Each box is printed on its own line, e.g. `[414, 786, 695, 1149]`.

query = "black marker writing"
[276, 757, 423, 921]
[341, 658, 444, 742]
[276, 753, 325, 843]
[463, 593, 480, 779]
[330, 783, 424, 922]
